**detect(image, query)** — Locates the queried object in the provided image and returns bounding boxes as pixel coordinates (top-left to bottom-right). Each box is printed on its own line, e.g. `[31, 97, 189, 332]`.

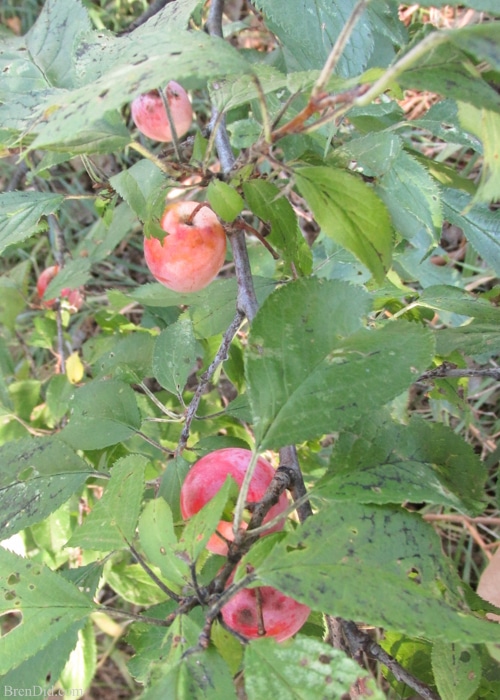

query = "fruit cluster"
[132, 82, 226, 293]
[180, 448, 310, 641]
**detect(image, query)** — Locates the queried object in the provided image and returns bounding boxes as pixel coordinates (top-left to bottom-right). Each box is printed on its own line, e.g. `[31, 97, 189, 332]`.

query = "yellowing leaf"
[66, 352, 84, 384]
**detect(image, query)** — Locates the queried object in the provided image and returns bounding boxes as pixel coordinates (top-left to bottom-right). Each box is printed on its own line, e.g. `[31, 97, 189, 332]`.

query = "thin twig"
[176, 310, 245, 454]
[278, 445, 313, 523]
[158, 84, 182, 162]
[419, 365, 500, 382]
[128, 541, 181, 602]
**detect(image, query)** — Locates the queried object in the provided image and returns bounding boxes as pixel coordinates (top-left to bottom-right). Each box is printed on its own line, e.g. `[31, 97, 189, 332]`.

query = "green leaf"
[24, 0, 92, 90]
[59, 619, 97, 695]
[253, 0, 375, 78]
[398, 43, 500, 113]
[0, 547, 94, 676]
[295, 166, 393, 283]
[243, 179, 312, 274]
[138, 499, 190, 589]
[0, 621, 84, 692]
[245, 278, 434, 449]
[458, 103, 500, 204]
[153, 318, 199, 396]
[207, 180, 244, 222]
[417, 285, 500, 323]
[0, 191, 64, 255]
[375, 149, 442, 247]
[158, 455, 191, 525]
[318, 412, 486, 514]
[67, 455, 147, 551]
[61, 379, 141, 450]
[0, 437, 91, 538]
[435, 323, 500, 358]
[449, 21, 500, 68]
[110, 160, 167, 223]
[432, 642, 481, 700]
[442, 189, 500, 275]
[255, 503, 500, 643]
[141, 648, 237, 700]
[210, 64, 288, 113]
[244, 637, 385, 700]
[93, 332, 155, 382]
[176, 477, 235, 562]
[105, 561, 169, 606]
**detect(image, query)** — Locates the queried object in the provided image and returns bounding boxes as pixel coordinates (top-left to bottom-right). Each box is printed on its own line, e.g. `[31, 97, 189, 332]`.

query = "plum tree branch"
[418, 364, 500, 382]
[176, 309, 245, 455]
[342, 621, 440, 700]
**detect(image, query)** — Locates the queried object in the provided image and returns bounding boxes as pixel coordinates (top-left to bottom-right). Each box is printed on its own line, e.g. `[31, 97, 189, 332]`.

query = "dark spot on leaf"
[460, 650, 471, 663]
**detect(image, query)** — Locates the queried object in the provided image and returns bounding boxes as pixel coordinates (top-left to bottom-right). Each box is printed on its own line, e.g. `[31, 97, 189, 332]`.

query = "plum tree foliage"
[0, 0, 500, 697]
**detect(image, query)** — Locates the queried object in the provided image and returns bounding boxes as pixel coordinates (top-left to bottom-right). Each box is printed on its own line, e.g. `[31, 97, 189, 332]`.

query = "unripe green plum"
[144, 201, 226, 293]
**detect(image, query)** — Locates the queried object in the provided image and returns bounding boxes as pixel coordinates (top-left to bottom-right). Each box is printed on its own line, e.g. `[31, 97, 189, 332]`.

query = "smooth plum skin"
[221, 579, 310, 642]
[37, 265, 84, 311]
[180, 448, 289, 555]
[131, 81, 193, 142]
[144, 201, 226, 293]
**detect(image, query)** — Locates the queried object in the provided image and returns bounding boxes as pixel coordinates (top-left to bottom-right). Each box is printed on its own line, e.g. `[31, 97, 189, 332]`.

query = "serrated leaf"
[93, 332, 155, 382]
[153, 318, 199, 396]
[442, 188, 500, 275]
[434, 323, 500, 358]
[0, 621, 83, 692]
[139, 499, 190, 589]
[0, 547, 94, 675]
[105, 562, 169, 606]
[0, 437, 92, 538]
[243, 179, 312, 274]
[245, 278, 433, 449]
[255, 503, 500, 644]
[59, 619, 97, 695]
[375, 149, 442, 247]
[25, 0, 92, 90]
[176, 477, 236, 562]
[318, 412, 486, 513]
[61, 379, 141, 450]
[295, 166, 393, 283]
[432, 642, 481, 700]
[448, 21, 500, 69]
[398, 43, 500, 113]
[245, 637, 385, 700]
[141, 648, 237, 700]
[458, 103, 500, 204]
[253, 0, 374, 78]
[67, 455, 147, 551]
[207, 180, 244, 222]
[110, 159, 167, 222]
[0, 191, 64, 255]
[158, 455, 191, 524]
[418, 285, 500, 323]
